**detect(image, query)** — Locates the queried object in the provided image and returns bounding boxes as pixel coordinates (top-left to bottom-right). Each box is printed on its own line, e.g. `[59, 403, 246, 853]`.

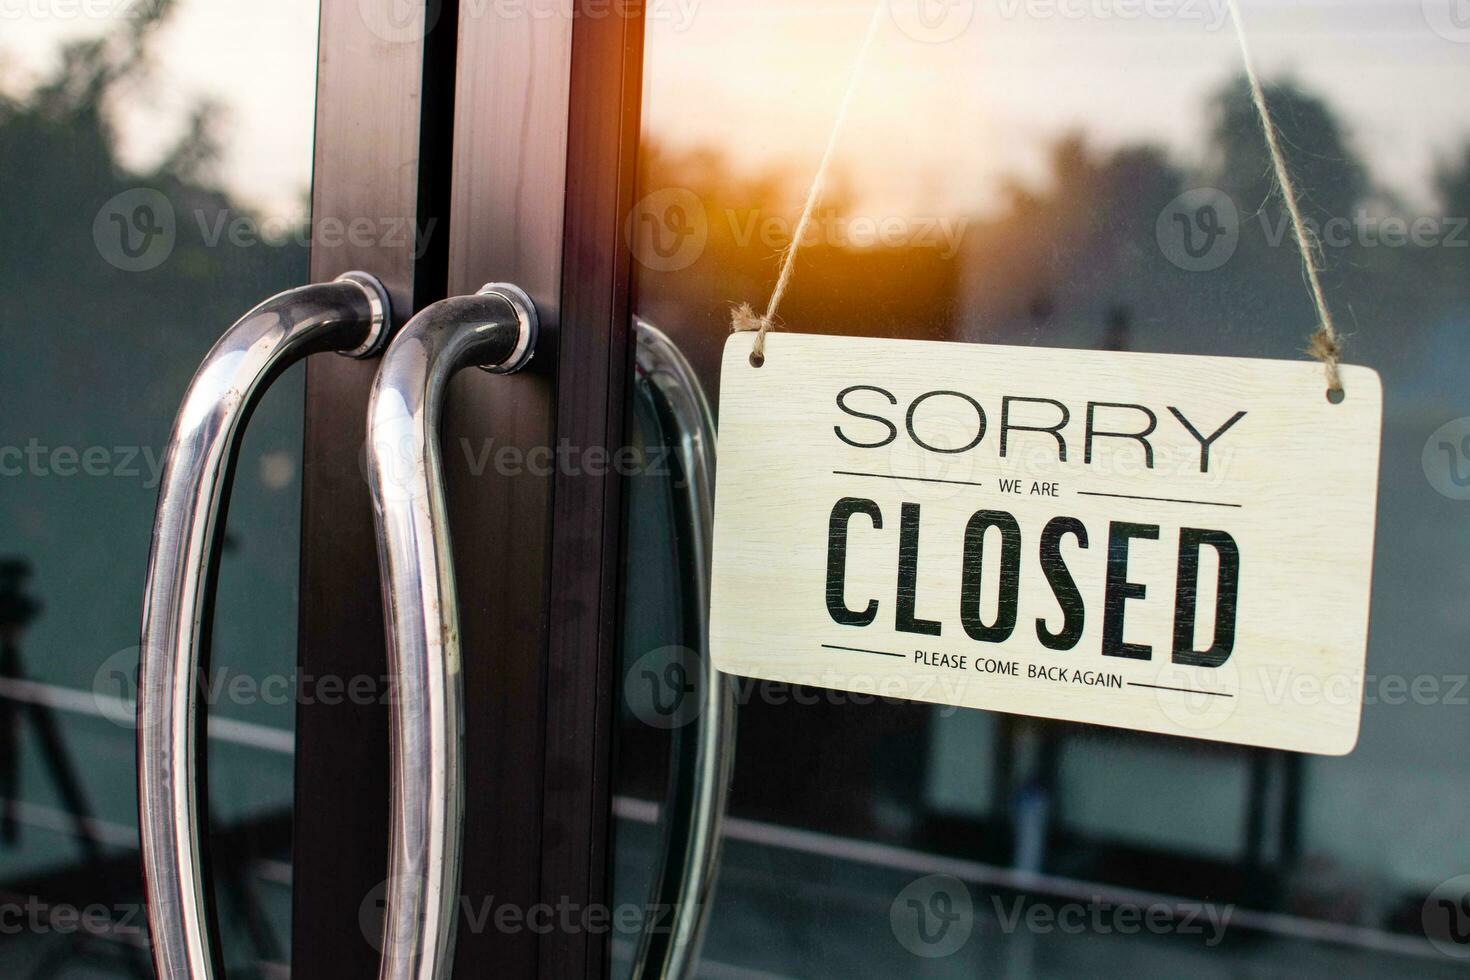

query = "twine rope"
[1226, 0, 1344, 393]
[734, 0, 1346, 393]
[731, 0, 887, 365]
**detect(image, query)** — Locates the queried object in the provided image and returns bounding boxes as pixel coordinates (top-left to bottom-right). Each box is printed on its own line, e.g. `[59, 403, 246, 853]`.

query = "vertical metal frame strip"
[294, 1, 459, 974]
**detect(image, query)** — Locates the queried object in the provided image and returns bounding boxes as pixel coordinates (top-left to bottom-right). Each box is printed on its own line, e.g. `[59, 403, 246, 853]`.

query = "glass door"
[1, 0, 456, 975]
[610, 0, 1470, 976]
[24, 0, 1460, 975]
[0, 3, 325, 975]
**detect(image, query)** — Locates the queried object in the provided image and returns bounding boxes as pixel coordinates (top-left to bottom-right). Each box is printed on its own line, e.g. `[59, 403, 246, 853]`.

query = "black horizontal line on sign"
[1128, 681, 1235, 699]
[821, 644, 906, 659]
[833, 470, 983, 488]
[1077, 490, 1242, 509]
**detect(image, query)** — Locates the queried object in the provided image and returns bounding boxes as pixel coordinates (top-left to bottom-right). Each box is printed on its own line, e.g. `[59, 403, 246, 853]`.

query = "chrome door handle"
[630, 319, 737, 980]
[139, 273, 393, 979]
[365, 284, 537, 980]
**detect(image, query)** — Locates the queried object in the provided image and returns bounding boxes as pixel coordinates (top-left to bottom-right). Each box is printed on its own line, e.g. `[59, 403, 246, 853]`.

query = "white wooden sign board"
[709, 333, 1383, 755]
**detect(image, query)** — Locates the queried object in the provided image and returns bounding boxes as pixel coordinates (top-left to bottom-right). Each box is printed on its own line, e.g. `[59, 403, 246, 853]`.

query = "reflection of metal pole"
[631, 321, 737, 980]
[1244, 747, 1270, 904]
[0, 560, 40, 846]
[1281, 751, 1304, 874]
[1104, 305, 1132, 352]
[0, 638, 21, 845]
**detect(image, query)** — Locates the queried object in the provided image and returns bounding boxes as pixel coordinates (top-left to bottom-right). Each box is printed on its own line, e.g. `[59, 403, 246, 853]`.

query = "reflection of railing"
[0, 678, 293, 755]
[630, 320, 737, 980]
[0, 561, 296, 975]
[0, 558, 152, 975]
[613, 793, 1439, 964]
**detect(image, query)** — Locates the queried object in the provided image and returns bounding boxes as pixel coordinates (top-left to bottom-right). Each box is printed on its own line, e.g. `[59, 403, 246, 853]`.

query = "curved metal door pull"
[631, 319, 738, 980]
[365, 284, 537, 980]
[139, 273, 393, 979]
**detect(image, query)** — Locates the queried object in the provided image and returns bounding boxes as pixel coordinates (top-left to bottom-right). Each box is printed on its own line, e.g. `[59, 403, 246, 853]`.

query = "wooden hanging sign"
[709, 333, 1383, 755]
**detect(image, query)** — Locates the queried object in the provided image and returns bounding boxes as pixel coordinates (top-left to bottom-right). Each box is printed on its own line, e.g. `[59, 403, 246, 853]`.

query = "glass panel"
[613, 0, 1470, 975]
[0, 3, 319, 973]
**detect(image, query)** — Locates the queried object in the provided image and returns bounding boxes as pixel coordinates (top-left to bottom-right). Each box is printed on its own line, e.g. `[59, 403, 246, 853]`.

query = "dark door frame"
[294, 1, 644, 975]
[293, 0, 459, 975]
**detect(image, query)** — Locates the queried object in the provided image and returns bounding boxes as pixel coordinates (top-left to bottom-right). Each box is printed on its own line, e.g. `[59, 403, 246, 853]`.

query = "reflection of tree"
[963, 134, 1186, 346]
[0, 12, 304, 972]
[0, 6, 319, 694]
[0, 1, 303, 307]
[3, 0, 215, 205]
[1209, 76, 1368, 230]
[637, 72, 1467, 382]
[635, 142, 961, 387]
[1437, 146, 1470, 225]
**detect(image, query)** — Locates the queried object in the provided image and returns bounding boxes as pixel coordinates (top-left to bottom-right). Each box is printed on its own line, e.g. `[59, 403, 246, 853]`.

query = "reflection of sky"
[1, 0, 318, 218]
[2, 0, 1464, 218]
[646, 0, 1470, 215]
